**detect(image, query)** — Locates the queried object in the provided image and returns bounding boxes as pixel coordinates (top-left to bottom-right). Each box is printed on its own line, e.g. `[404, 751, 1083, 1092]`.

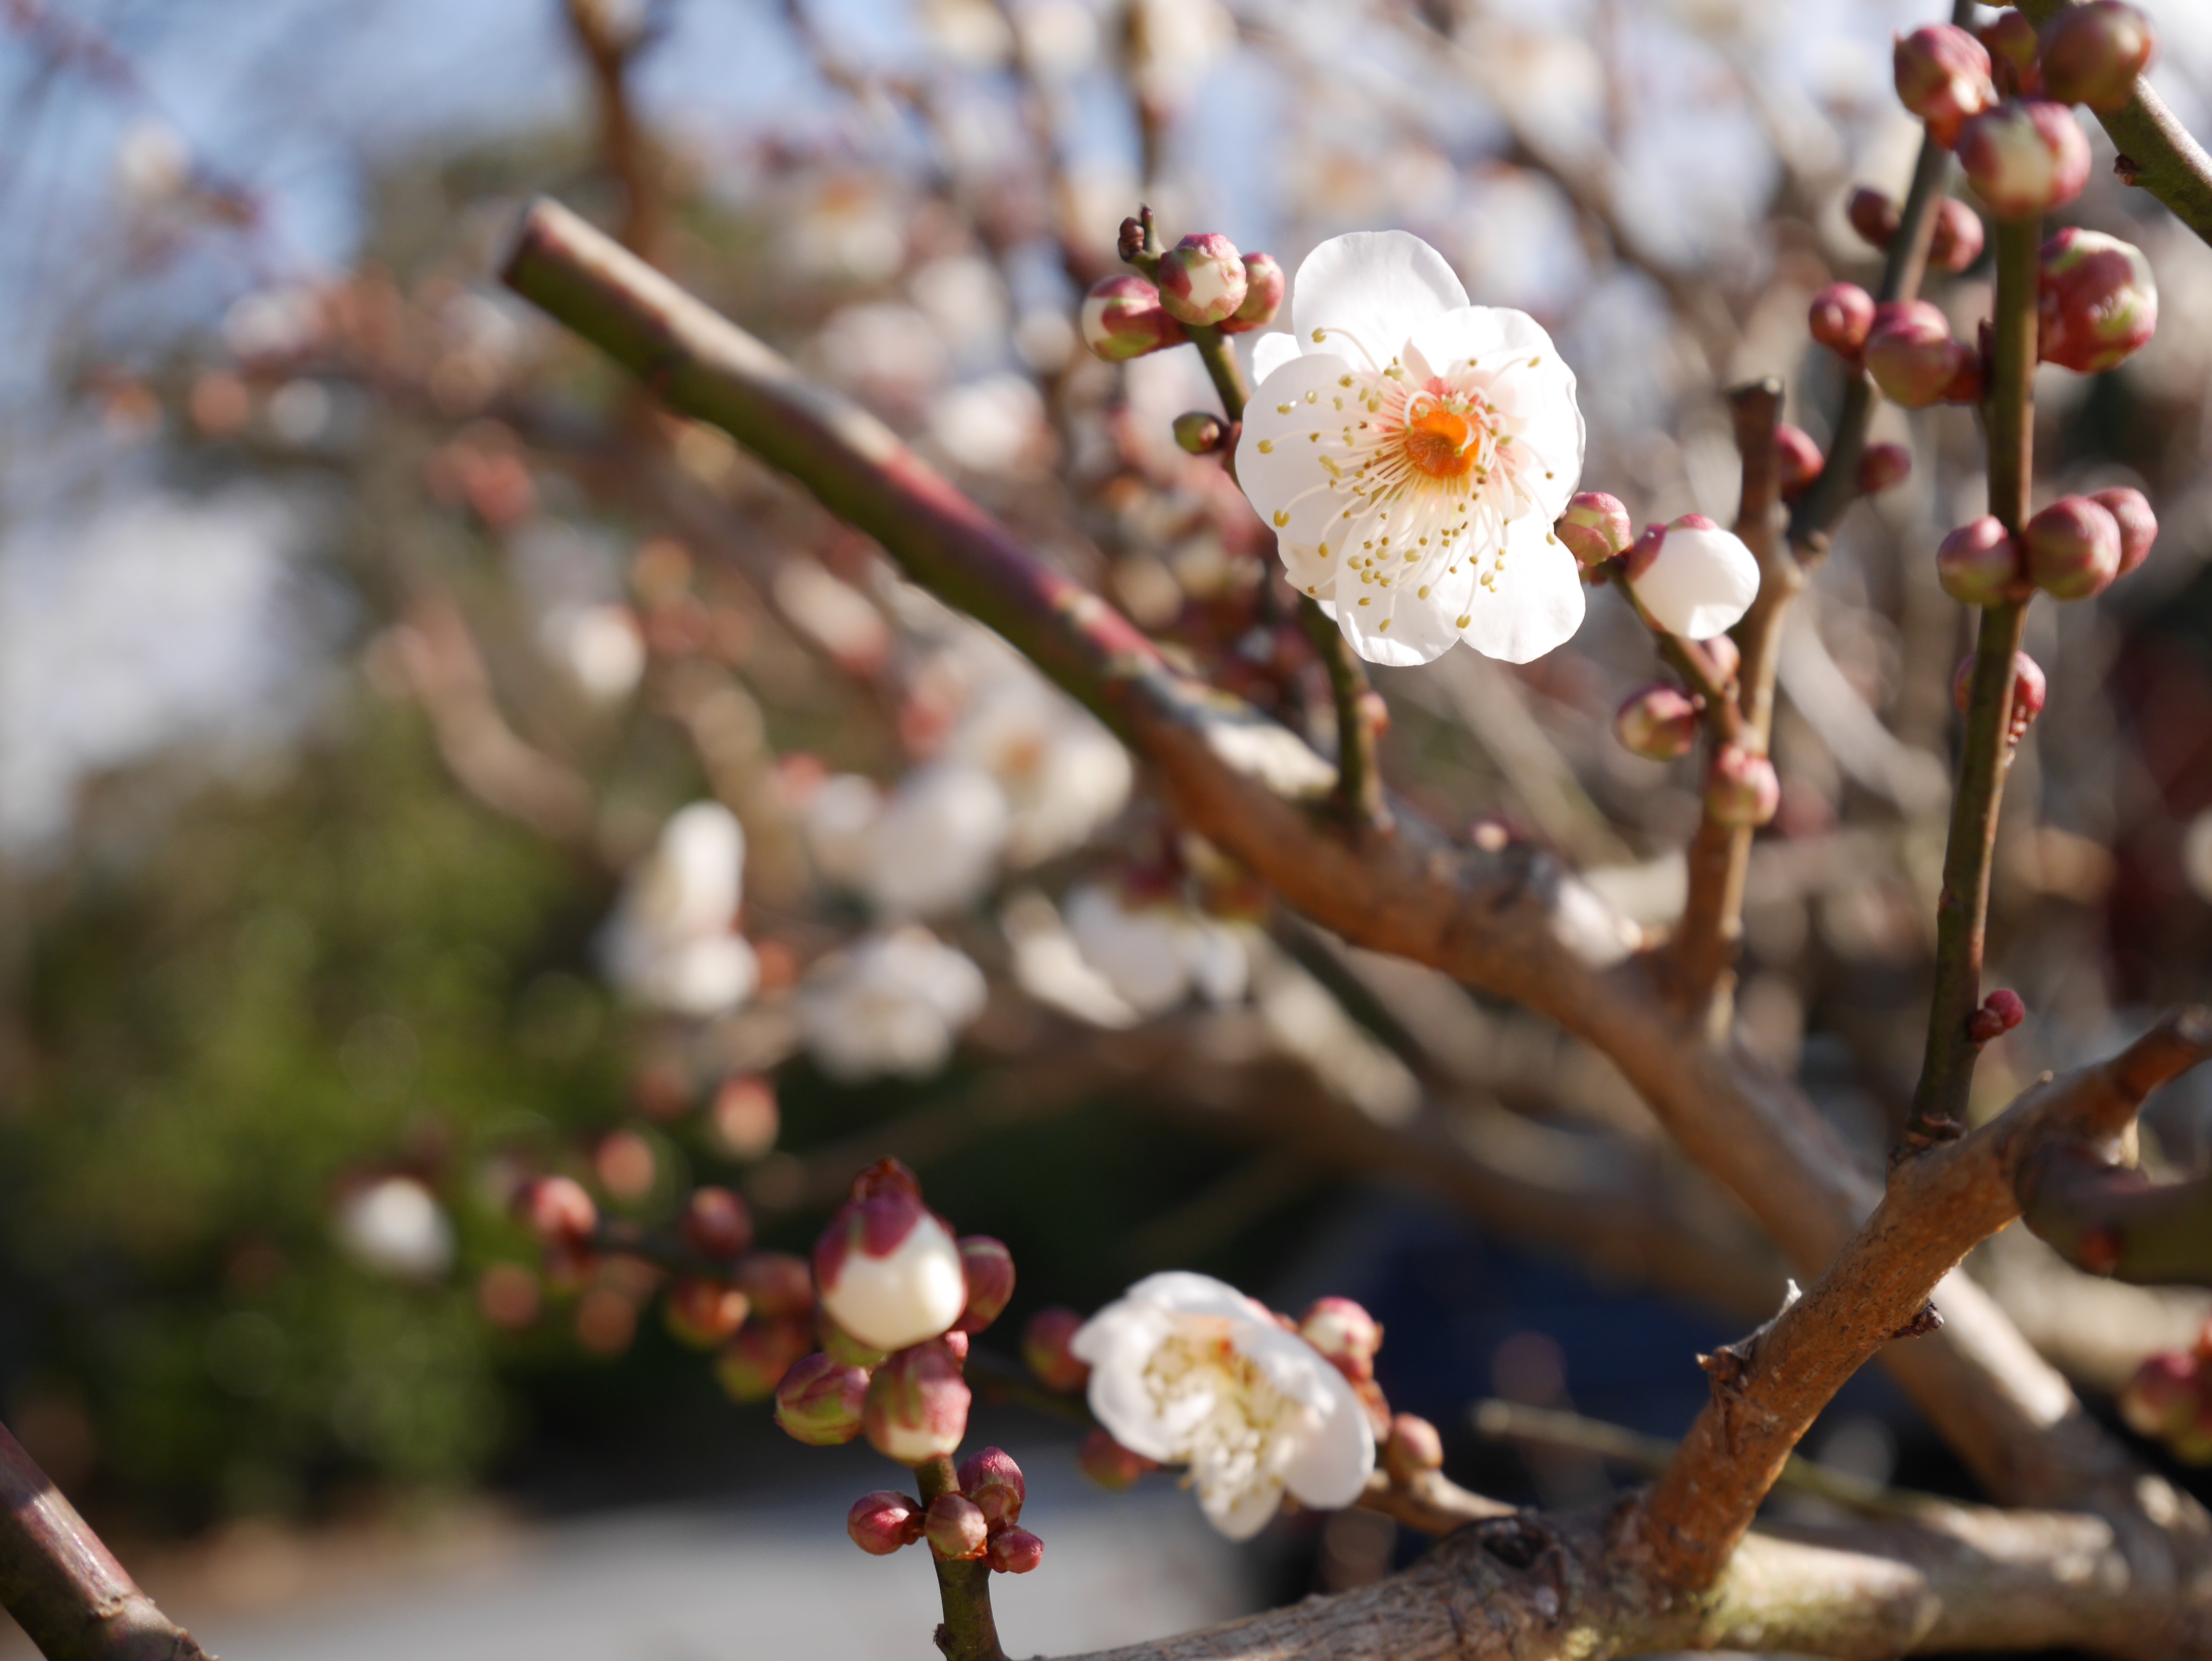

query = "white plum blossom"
[945, 659, 1132, 867]
[1064, 883, 1248, 1018]
[600, 801, 759, 1017]
[541, 602, 645, 702]
[1236, 230, 1587, 667]
[817, 1201, 970, 1353]
[862, 762, 1011, 919]
[803, 772, 887, 890]
[798, 927, 989, 1082]
[1627, 514, 1760, 641]
[335, 1176, 456, 1280]
[1072, 1272, 1375, 1540]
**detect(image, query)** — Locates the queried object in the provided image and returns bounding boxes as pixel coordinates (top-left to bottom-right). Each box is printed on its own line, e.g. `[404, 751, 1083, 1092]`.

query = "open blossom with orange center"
[1236, 231, 1587, 666]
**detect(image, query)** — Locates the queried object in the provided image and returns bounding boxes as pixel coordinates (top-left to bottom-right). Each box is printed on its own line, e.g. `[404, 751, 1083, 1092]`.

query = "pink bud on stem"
[1952, 650, 2047, 746]
[1857, 442, 1913, 495]
[849, 1490, 927, 1556]
[1807, 282, 1876, 359]
[1966, 987, 2027, 1044]
[1555, 491, 1632, 567]
[1980, 10, 2043, 98]
[1081, 276, 1187, 362]
[2038, 228, 2157, 373]
[715, 1317, 816, 1402]
[957, 1446, 1027, 1528]
[953, 1237, 1016, 1334]
[1299, 1296, 1384, 1384]
[1705, 745, 1780, 828]
[1957, 100, 2091, 218]
[1023, 1307, 1092, 1392]
[775, 1352, 871, 1446]
[1937, 517, 2028, 606]
[863, 1340, 972, 1464]
[1774, 424, 1824, 500]
[519, 1176, 596, 1248]
[1383, 1413, 1446, 1487]
[2024, 496, 2123, 600]
[665, 1277, 750, 1348]
[1079, 1427, 1159, 1490]
[1172, 411, 1227, 455]
[1845, 187, 1900, 251]
[2040, 1, 2156, 113]
[1614, 685, 1701, 762]
[1894, 25, 1997, 146]
[1863, 302, 1964, 408]
[735, 1251, 816, 1319]
[1219, 251, 1285, 334]
[925, 1493, 991, 1561]
[1157, 233, 1248, 327]
[1927, 198, 1987, 274]
[2093, 487, 2158, 577]
[987, 1528, 1045, 1574]
[680, 1186, 754, 1260]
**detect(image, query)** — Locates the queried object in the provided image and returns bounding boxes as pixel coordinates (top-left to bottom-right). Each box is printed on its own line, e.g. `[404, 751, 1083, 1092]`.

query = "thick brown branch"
[0, 1419, 213, 1661]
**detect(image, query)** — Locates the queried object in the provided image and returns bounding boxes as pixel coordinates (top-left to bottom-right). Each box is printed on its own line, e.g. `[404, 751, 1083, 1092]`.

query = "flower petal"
[1281, 1384, 1376, 1510]
[1402, 307, 1585, 521]
[1637, 523, 1760, 640]
[1249, 331, 1301, 382]
[1236, 351, 1361, 547]
[1292, 231, 1468, 371]
[1117, 1270, 1275, 1325]
[1198, 1474, 1286, 1541]
[1458, 510, 1587, 664]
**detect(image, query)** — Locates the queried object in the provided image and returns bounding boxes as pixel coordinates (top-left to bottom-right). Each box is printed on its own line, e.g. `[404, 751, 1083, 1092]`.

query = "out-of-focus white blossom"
[1237, 231, 1587, 667]
[773, 559, 892, 673]
[864, 763, 1011, 919]
[601, 802, 758, 1017]
[1064, 882, 1248, 1018]
[1124, 0, 1234, 108]
[1002, 890, 1142, 1028]
[1072, 1272, 1374, 1540]
[336, 1175, 456, 1280]
[927, 376, 1049, 475]
[920, 0, 1015, 65]
[541, 603, 645, 702]
[798, 927, 988, 1082]
[945, 653, 1132, 867]
[115, 118, 190, 205]
[803, 772, 887, 891]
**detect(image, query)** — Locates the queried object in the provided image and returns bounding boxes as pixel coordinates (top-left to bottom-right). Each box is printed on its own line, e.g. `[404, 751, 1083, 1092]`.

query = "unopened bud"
[1220, 251, 1285, 334]
[954, 1237, 1016, 1334]
[1383, 1413, 1445, 1487]
[2091, 486, 2157, 577]
[1775, 424, 1823, 500]
[734, 1251, 816, 1319]
[1957, 100, 2090, 218]
[1857, 441, 1913, 495]
[715, 1317, 815, 1402]
[665, 1276, 750, 1348]
[850, 1157, 922, 1202]
[1706, 744, 1780, 828]
[848, 1490, 926, 1556]
[1845, 187, 1899, 251]
[2025, 495, 2122, 599]
[1079, 1426, 1159, 1490]
[2040, 1, 2155, 113]
[1081, 275, 1186, 362]
[1172, 410, 1226, 454]
[1023, 1307, 1092, 1392]
[1967, 987, 2028, 1043]
[1928, 198, 1987, 273]
[1157, 233, 1248, 327]
[863, 1341, 971, 1465]
[2038, 228, 2157, 373]
[820, 1316, 890, 1370]
[1807, 282, 1875, 358]
[775, 1351, 870, 1446]
[1980, 10, 2043, 98]
[1698, 633, 1742, 686]
[1894, 25, 1997, 146]
[519, 1176, 596, 1247]
[1937, 516, 2028, 606]
[1555, 492, 1632, 567]
[1299, 1296, 1383, 1384]
[1939, 348, 1986, 406]
[1614, 685, 1700, 762]
[2121, 1351, 2201, 1440]
[680, 1186, 754, 1260]
[1864, 301, 1962, 408]
[988, 1527, 1044, 1574]
[957, 1446, 1027, 1527]
[1952, 650, 2048, 745]
[1625, 514, 1761, 642]
[941, 1328, 971, 1363]
[815, 1185, 967, 1353]
[924, 1492, 990, 1561]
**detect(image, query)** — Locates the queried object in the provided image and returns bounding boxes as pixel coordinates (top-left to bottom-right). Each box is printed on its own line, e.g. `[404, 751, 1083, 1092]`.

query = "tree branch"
[917, 1454, 1006, 1661]
[0, 1419, 213, 1661]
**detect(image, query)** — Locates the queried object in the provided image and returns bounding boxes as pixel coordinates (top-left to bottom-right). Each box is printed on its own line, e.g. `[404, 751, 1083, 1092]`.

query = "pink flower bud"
[775, 1351, 870, 1446]
[715, 1316, 815, 1402]
[1937, 516, 2028, 606]
[1808, 281, 1876, 358]
[957, 1446, 1027, 1528]
[1157, 233, 1248, 327]
[1939, 348, 1986, 406]
[679, 1186, 754, 1260]
[2121, 1351, 2201, 1440]
[941, 1328, 971, 1363]
[1298, 1296, 1383, 1384]
[820, 1316, 890, 1370]
[1863, 301, 1961, 408]
[1625, 515, 1761, 641]
[1951, 650, 2048, 746]
[2040, 0, 2155, 113]
[1967, 987, 2028, 1043]
[1894, 25, 1997, 146]
[1172, 410, 1226, 454]
[848, 1490, 925, 1556]
[1556, 491, 1633, 567]
[849, 1158, 922, 1201]
[924, 1492, 990, 1560]
[2025, 495, 2122, 599]
[2092, 486, 2157, 577]
[1079, 1426, 1159, 1490]
[1023, 1307, 1092, 1392]
[1081, 276, 1187, 362]
[1980, 10, 2043, 98]
[519, 1176, 596, 1247]
[1706, 744, 1780, 828]
[1117, 216, 1147, 265]
[863, 1341, 971, 1465]
[1774, 424, 1823, 501]
[954, 1237, 1016, 1334]
[1699, 633, 1742, 687]
[987, 1527, 1044, 1574]
[1957, 100, 2090, 218]
[1928, 198, 1987, 274]
[734, 1251, 816, 1319]
[1857, 441, 1913, 495]
[2038, 228, 2157, 373]
[1846, 187, 1900, 251]
[815, 1186, 967, 1353]
[1614, 685, 1700, 762]
[1383, 1413, 1445, 1487]
[1219, 251, 1285, 334]
[665, 1276, 751, 1348]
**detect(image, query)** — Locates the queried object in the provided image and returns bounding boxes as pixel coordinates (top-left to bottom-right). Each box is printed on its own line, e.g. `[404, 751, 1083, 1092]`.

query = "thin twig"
[916, 1454, 1007, 1661]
